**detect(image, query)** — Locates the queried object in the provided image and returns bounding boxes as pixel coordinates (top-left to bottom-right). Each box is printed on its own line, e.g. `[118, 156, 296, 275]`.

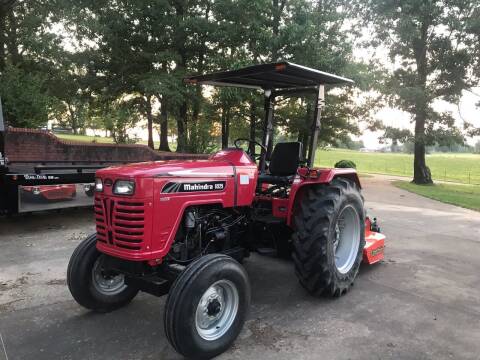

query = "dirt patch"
[0, 276, 28, 291]
[0, 298, 24, 312]
[248, 319, 286, 350]
[46, 279, 66, 286]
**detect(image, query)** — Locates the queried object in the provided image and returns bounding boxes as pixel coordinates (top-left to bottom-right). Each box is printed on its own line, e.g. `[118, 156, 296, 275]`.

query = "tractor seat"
[258, 142, 302, 185]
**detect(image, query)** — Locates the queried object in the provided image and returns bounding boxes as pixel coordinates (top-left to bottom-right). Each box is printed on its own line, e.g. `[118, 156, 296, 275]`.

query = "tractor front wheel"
[164, 254, 251, 359]
[292, 178, 365, 297]
[67, 233, 139, 312]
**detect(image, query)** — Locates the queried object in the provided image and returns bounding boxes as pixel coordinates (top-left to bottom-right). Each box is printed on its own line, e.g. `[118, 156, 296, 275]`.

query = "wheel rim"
[195, 279, 239, 341]
[91, 256, 127, 295]
[333, 205, 361, 274]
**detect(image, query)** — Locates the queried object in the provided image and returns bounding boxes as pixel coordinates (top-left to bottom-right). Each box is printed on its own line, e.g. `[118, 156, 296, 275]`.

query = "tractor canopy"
[185, 62, 354, 171]
[184, 61, 353, 89]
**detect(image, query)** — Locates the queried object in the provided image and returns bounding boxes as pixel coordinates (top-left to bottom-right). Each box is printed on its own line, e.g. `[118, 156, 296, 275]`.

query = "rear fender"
[286, 168, 361, 227]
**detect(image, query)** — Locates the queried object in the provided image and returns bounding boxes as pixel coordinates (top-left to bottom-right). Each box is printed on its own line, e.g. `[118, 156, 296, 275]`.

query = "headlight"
[95, 178, 103, 192]
[113, 180, 135, 195]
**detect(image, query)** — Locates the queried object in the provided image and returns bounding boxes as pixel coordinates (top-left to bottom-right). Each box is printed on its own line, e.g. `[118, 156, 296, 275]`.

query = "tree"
[0, 0, 66, 127]
[211, 0, 377, 155]
[355, 0, 480, 184]
[380, 126, 412, 152]
[0, 64, 53, 127]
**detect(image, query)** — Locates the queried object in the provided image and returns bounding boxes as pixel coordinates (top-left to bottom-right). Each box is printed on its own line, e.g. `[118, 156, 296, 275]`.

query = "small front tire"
[67, 233, 139, 312]
[164, 254, 251, 359]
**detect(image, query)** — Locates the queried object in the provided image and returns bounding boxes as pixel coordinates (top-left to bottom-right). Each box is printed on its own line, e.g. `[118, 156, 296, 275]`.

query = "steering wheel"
[234, 138, 267, 161]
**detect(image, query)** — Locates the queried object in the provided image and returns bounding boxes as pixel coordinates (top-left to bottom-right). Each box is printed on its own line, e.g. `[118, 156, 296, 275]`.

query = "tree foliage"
[0, 0, 67, 126]
[2, 0, 476, 157]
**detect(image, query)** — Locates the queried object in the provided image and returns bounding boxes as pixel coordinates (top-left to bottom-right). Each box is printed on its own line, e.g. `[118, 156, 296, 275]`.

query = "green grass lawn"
[56, 133, 115, 144]
[392, 181, 480, 211]
[315, 149, 480, 185]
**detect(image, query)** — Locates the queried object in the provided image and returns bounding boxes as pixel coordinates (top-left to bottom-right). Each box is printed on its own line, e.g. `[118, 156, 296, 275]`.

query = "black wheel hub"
[207, 299, 222, 317]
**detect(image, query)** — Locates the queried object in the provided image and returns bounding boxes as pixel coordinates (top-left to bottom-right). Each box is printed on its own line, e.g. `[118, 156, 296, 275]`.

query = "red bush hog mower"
[21, 184, 77, 202]
[67, 62, 385, 359]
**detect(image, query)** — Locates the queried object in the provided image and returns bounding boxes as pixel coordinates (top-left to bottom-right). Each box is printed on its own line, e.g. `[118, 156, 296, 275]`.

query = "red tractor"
[67, 62, 385, 359]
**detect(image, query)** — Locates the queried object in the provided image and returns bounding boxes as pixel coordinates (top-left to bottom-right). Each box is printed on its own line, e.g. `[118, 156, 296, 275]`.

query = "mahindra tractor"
[67, 62, 385, 359]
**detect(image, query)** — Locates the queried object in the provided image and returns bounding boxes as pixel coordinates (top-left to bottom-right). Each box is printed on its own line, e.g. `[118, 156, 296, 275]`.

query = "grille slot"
[95, 197, 145, 251]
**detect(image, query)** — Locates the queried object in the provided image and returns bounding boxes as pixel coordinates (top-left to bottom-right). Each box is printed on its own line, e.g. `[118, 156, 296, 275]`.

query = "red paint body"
[94, 148, 384, 264]
[22, 184, 77, 201]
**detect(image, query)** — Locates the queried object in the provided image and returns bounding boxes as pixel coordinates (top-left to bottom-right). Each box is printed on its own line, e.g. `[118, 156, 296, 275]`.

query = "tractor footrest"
[125, 274, 171, 297]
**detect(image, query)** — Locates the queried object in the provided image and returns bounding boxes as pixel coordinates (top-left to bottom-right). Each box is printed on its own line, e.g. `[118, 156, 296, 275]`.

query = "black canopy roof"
[184, 61, 354, 90]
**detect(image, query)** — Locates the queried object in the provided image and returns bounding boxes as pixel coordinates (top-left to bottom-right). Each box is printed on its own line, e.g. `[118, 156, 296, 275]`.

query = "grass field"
[56, 134, 115, 144]
[392, 181, 480, 211]
[55, 134, 480, 185]
[315, 149, 480, 185]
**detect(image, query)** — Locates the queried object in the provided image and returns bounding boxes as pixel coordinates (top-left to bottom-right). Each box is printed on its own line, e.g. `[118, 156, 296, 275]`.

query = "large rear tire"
[67, 233, 139, 312]
[292, 178, 365, 297]
[164, 254, 251, 359]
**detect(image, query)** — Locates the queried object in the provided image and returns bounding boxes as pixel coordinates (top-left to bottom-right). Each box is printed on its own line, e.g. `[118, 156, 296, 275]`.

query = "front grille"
[95, 197, 145, 250]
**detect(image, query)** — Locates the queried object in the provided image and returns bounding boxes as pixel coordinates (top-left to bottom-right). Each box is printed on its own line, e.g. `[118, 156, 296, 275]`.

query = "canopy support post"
[307, 85, 325, 168]
[259, 90, 274, 174]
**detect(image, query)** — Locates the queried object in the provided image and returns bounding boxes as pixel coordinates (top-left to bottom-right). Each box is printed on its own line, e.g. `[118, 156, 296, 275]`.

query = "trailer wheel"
[292, 178, 365, 297]
[164, 254, 250, 359]
[67, 233, 138, 312]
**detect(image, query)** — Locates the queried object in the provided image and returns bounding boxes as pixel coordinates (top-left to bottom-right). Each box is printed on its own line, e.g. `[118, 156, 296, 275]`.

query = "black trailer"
[0, 99, 134, 215]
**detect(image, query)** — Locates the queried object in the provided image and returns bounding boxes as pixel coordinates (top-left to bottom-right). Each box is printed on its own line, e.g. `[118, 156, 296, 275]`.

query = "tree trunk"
[173, 2, 188, 153]
[413, 110, 432, 184]
[6, 8, 19, 66]
[158, 96, 170, 152]
[145, 96, 154, 149]
[176, 101, 187, 152]
[0, 5, 6, 71]
[271, 0, 286, 61]
[412, 20, 433, 184]
[221, 105, 229, 149]
[190, 86, 202, 153]
[187, 4, 208, 154]
[67, 103, 78, 135]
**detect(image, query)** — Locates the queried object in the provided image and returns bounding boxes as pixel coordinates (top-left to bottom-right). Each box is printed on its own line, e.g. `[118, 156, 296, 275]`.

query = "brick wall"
[4, 128, 208, 163]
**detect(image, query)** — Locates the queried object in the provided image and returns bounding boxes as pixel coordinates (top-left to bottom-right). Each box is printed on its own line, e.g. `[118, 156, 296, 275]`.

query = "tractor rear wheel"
[67, 233, 139, 312]
[164, 254, 251, 359]
[292, 178, 365, 297]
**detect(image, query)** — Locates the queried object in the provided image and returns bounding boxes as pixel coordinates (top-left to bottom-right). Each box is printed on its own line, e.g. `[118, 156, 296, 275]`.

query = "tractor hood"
[96, 149, 255, 179]
[97, 159, 235, 179]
